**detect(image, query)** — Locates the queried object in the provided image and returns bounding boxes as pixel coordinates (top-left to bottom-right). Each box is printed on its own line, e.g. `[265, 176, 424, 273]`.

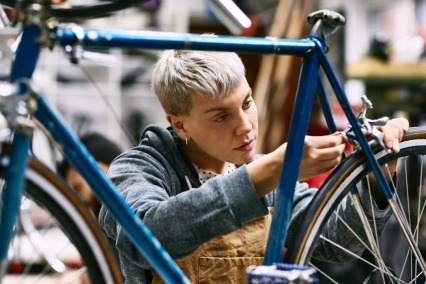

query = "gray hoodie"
[99, 125, 391, 283]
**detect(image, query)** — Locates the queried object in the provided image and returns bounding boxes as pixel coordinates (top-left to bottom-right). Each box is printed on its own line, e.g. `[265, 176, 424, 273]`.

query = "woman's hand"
[376, 117, 409, 153]
[297, 117, 409, 183]
[368, 117, 409, 207]
[298, 133, 347, 181]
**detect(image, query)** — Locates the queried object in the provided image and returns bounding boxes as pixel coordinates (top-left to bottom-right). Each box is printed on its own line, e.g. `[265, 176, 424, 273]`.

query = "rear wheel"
[286, 126, 426, 283]
[4, 158, 122, 283]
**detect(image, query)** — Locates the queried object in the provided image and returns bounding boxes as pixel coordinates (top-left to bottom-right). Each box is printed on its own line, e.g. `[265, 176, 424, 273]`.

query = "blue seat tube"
[0, 24, 41, 261]
[263, 44, 321, 265]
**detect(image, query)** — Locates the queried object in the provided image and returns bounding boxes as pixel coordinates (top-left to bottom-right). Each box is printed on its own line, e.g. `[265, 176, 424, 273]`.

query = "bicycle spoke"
[308, 262, 339, 284]
[288, 140, 426, 283]
[353, 181, 390, 282]
[334, 213, 375, 256]
[318, 235, 406, 284]
[333, 209, 396, 282]
[2, 161, 120, 283]
[20, 206, 67, 273]
[389, 198, 426, 275]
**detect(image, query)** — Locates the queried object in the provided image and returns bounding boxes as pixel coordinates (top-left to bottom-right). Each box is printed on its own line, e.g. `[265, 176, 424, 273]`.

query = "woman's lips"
[234, 139, 255, 151]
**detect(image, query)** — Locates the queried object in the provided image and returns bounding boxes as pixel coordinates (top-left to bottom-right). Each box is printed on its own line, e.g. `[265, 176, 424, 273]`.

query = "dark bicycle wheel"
[285, 126, 426, 284]
[0, 0, 145, 19]
[4, 158, 122, 283]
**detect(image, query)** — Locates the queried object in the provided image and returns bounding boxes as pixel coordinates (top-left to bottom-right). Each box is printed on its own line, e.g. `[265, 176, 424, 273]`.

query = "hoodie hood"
[139, 125, 200, 190]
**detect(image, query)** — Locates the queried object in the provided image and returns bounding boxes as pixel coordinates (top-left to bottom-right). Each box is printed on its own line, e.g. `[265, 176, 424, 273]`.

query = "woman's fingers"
[380, 117, 409, 152]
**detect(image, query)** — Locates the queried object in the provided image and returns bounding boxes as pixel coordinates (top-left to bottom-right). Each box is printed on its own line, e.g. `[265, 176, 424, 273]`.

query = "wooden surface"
[346, 57, 426, 85]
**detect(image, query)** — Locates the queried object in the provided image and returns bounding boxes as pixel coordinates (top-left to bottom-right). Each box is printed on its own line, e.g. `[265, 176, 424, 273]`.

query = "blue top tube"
[52, 27, 315, 55]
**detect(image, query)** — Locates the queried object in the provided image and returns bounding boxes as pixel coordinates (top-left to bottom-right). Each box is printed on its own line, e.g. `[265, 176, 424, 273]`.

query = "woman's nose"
[235, 112, 252, 136]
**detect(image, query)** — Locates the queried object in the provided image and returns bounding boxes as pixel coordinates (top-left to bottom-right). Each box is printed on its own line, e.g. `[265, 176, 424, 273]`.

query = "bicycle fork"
[343, 96, 426, 279]
[0, 84, 35, 280]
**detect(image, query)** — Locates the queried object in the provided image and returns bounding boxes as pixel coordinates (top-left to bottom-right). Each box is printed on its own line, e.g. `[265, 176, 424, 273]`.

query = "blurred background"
[0, 0, 425, 177]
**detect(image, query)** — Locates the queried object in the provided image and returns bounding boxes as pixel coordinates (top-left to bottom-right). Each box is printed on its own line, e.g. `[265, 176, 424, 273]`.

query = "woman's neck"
[183, 138, 235, 174]
[196, 162, 233, 174]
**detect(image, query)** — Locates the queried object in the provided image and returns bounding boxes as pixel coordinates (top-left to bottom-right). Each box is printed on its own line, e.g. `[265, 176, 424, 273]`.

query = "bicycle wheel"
[3, 158, 122, 283]
[285, 126, 426, 283]
[0, 0, 144, 19]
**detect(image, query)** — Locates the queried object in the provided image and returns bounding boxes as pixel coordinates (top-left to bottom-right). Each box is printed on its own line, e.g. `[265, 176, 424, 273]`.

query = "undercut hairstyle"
[151, 49, 246, 115]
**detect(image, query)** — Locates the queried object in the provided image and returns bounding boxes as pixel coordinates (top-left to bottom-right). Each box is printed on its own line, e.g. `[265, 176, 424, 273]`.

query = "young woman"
[99, 50, 408, 283]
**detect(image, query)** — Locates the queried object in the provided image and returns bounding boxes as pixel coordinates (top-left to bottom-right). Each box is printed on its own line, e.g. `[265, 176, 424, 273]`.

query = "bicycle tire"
[4, 157, 122, 283]
[285, 126, 426, 283]
[0, 0, 142, 19]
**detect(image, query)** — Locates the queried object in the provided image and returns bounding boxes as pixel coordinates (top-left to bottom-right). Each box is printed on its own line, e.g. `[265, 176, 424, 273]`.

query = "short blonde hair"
[152, 50, 245, 115]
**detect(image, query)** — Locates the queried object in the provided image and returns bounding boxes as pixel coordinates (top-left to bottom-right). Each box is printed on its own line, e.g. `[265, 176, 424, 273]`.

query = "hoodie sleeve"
[99, 146, 268, 269]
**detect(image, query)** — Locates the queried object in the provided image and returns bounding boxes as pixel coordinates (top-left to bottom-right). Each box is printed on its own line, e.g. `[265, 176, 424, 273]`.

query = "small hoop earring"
[185, 138, 188, 146]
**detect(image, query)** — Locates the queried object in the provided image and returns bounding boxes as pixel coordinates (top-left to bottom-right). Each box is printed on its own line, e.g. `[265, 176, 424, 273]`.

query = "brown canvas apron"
[152, 208, 273, 284]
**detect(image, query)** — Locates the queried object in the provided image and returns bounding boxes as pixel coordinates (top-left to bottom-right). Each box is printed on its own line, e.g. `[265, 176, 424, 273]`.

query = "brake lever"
[63, 24, 117, 67]
[342, 95, 390, 153]
[364, 117, 390, 152]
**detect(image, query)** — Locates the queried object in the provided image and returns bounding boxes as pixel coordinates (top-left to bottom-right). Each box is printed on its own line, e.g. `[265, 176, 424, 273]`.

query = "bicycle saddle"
[307, 9, 345, 28]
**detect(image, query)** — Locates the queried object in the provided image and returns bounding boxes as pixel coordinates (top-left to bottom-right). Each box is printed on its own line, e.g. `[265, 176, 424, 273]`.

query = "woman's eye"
[71, 183, 83, 192]
[215, 114, 228, 122]
[243, 100, 252, 110]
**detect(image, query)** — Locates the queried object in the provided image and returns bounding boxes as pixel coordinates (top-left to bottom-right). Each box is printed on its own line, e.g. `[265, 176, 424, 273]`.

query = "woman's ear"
[167, 114, 187, 140]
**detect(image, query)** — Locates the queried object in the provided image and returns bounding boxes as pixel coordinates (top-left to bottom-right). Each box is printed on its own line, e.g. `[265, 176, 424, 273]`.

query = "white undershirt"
[194, 163, 237, 184]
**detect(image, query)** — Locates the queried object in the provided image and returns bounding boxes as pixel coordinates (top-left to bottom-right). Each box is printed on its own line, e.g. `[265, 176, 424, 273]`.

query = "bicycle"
[0, 1, 426, 283]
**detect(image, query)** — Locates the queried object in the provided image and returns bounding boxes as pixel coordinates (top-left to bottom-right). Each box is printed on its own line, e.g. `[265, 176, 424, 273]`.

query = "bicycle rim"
[0, 0, 142, 19]
[3, 158, 122, 283]
[285, 126, 426, 284]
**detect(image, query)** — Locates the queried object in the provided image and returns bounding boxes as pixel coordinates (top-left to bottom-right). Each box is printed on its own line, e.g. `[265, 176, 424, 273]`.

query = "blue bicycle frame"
[0, 18, 396, 282]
